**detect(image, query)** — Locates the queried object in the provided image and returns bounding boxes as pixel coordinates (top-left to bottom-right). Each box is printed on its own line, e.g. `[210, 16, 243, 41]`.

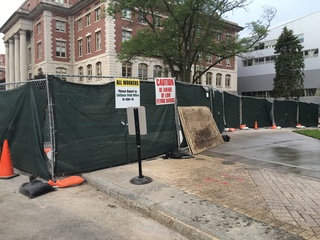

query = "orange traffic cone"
[254, 121, 258, 130]
[0, 140, 19, 179]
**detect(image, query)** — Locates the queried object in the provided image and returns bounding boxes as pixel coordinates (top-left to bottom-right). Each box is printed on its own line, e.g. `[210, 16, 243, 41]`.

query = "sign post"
[127, 107, 152, 185]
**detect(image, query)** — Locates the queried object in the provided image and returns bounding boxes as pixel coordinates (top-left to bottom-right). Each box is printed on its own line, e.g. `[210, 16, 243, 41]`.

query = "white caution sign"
[155, 78, 175, 105]
[115, 78, 140, 109]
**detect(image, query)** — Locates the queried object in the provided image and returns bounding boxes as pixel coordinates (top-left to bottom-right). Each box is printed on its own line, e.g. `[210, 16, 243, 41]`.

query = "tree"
[272, 27, 304, 99]
[106, 0, 276, 83]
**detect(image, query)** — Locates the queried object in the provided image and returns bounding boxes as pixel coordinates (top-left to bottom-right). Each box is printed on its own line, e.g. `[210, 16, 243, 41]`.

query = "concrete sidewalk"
[83, 152, 320, 239]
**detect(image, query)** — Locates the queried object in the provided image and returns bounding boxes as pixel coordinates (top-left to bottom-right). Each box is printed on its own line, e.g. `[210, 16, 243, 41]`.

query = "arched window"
[122, 62, 132, 77]
[87, 64, 92, 79]
[225, 74, 231, 87]
[206, 72, 212, 86]
[138, 63, 148, 80]
[216, 73, 222, 87]
[96, 62, 102, 76]
[153, 65, 162, 78]
[78, 66, 83, 81]
[56, 67, 67, 80]
[195, 72, 202, 85]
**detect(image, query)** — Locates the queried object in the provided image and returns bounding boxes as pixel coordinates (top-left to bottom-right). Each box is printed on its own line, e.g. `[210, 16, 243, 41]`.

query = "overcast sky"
[0, 0, 320, 54]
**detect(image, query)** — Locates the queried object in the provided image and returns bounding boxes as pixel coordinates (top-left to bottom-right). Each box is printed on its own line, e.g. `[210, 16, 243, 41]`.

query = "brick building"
[0, 0, 242, 93]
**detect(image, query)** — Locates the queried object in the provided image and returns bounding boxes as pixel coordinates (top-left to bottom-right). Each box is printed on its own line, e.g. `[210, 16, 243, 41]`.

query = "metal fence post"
[45, 74, 56, 180]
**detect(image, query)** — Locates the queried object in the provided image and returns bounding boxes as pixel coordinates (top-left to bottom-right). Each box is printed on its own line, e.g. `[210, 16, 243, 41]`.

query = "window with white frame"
[37, 42, 42, 59]
[154, 15, 161, 27]
[85, 13, 91, 27]
[56, 67, 67, 76]
[78, 66, 83, 81]
[206, 54, 212, 63]
[95, 8, 101, 21]
[56, 40, 66, 58]
[122, 29, 132, 42]
[216, 73, 222, 87]
[138, 63, 148, 80]
[56, 67, 67, 80]
[78, 39, 83, 57]
[122, 9, 131, 20]
[225, 74, 231, 87]
[87, 64, 92, 77]
[195, 72, 202, 85]
[55, 20, 66, 32]
[122, 62, 132, 77]
[96, 62, 102, 76]
[206, 72, 212, 85]
[153, 65, 162, 77]
[36, 22, 41, 35]
[95, 31, 101, 51]
[226, 57, 231, 66]
[86, 35, 91, 54]
[77, 19, 82, 31]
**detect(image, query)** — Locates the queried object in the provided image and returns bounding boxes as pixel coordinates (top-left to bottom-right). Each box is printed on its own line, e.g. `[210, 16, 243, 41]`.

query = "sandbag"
[19, 175, 56, 198]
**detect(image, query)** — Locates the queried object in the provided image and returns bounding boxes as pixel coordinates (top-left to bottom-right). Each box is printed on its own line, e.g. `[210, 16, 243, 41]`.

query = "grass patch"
[293, 129, 320, 140]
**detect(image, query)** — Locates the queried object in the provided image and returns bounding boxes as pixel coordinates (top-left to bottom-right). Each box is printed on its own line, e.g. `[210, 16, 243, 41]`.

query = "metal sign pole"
[130, 108, 152, 185]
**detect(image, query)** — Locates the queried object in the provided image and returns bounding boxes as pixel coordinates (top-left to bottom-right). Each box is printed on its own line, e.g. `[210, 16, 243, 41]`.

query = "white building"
[237, 10, 320, 103]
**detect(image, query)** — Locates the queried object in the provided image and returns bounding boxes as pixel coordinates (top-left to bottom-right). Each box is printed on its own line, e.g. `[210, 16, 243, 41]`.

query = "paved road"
[0, 172, 187, 240]
[208, 128, 320, 178]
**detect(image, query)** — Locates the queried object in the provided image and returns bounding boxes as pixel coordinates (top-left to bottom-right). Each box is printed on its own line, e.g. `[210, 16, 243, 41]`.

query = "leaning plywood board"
[178, 106, 224, 154]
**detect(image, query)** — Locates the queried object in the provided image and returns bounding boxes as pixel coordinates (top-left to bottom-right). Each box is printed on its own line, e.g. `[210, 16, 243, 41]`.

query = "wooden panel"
[178, 106, 224, 154]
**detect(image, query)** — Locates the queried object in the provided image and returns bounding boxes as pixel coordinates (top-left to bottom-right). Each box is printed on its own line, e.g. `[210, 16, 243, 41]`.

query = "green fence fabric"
[298, 102, 319, 127]
[51, 78, 177, 175]
[176, 82, 211, 108]
[224, 92, 240, 128]
[241, 97, 273, 128]
[274, 100, 298, 127]
[0, 83, 50, 179]
[212, 90, 225, 133]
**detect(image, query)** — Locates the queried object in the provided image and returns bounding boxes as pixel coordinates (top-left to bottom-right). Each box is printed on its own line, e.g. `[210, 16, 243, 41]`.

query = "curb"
[84, 174, 218, 240]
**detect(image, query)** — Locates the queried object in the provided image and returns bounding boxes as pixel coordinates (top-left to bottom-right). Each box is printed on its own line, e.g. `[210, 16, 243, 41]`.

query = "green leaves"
[272, 27, 305, 99]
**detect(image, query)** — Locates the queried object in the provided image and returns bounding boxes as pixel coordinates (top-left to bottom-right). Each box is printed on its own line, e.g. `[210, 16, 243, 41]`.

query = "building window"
[28, 47, 31, 64]
[56, 67, 66, 80]
[138, 13, 146, 24]
[56, 67, 67, 80]
[86, 35, 91, 54]
[153, 65, 162, 77]
[195, 72, 202, 85]
[217, 33, 222, 42]
[95, 31, 101, 51]
[96, 62, 102, 76]
[37, 42, 42, 59]
[122, 29, 132, 42]
[206, 72, 212, 85]
[122, 62, 132, 77]
[55, 20, 66, 32]
[226, 58, 231, 66]
[85, 13, 91, 27]
[95, 8, 101, 22]
[216, 56, 222, 65]
[122, 9, 131, 20]
[225, 74, 231, 87]
[36, 22, 41, 35]
[56, 41, 66, 58]
[154, 15, 161, 27]
[206, 54, 212, 63]
[138, 63, 148, 80]
[216, 73, 222, 87]
[55, 0, 64, 3]
[77, 19, 82, 31]
[87, 64, 92, 77]
[78, 39, 83, 57]
[78, 66, 83, 81]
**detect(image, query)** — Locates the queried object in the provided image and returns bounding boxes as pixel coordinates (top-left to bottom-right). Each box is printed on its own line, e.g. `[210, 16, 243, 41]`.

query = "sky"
[0, 0, 320, 54]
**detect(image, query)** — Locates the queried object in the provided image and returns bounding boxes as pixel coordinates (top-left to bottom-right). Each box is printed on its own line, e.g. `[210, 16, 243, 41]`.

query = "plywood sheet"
[178, 106, 224, 154]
